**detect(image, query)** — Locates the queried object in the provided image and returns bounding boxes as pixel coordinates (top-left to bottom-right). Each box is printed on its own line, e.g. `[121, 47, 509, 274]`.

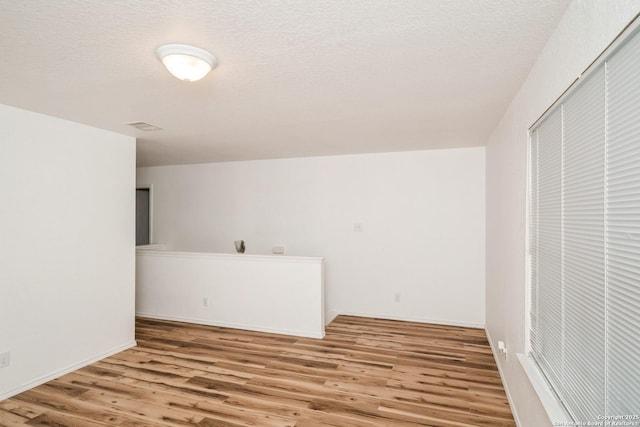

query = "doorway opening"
[136, 187, 152, 246]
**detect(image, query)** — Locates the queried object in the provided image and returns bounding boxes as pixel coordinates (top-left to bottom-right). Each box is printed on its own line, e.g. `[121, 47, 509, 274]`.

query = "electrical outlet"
[353, 223, 363, 232]
[497, 341, 508, 359]
[0, 352, 10, 368]
[203, 297, 209, 307]
[394, 293, 401, 303]
[272, 246, 285, 254]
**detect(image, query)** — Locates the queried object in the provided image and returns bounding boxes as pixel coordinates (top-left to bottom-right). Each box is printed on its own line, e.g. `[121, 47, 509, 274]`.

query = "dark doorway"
[136, 188, 151, 246]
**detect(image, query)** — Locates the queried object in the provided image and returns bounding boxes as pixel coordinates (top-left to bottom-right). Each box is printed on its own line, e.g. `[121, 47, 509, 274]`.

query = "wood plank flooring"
[0, 316, 515, 426]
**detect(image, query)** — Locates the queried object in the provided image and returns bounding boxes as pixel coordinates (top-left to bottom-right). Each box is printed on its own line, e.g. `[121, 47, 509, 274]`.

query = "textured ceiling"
[0, 0, 570, 166]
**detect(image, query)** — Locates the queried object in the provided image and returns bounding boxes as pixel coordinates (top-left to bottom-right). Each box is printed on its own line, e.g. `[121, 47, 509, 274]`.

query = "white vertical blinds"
[530, 128, 539, 358]
[529, 26, 640, 421]
[605, 29, 640, 415]
[532, 108, 564, 392]
[562, 65, 606, 421]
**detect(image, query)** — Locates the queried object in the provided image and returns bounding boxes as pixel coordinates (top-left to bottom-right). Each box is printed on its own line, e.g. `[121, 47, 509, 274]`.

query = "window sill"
[517, 353, 572, 425]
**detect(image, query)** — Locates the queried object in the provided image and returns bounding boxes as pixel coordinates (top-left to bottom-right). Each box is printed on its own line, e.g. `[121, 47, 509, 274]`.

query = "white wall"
[0, 104, 136, 399]
[485, 2, 640, 425]
[136, 249, 325, 338]
[137, 147, 486, 327]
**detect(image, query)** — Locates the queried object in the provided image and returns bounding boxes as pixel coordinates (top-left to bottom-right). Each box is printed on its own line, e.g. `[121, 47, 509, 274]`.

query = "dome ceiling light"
[156, 44, 217, 82]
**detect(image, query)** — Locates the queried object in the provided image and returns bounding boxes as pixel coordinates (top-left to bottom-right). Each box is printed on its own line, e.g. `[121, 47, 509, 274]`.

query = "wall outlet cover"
[0, 352, 10, 368]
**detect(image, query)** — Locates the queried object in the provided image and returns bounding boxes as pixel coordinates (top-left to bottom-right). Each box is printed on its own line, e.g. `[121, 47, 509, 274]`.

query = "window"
[529, 23, 640, 421]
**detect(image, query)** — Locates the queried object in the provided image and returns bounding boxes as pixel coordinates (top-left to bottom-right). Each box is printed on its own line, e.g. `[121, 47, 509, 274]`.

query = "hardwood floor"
[0, 316, 515, 426]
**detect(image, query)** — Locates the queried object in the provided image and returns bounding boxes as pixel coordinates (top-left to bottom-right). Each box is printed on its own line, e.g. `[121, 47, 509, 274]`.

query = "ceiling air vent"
[127, 121, 162, 131]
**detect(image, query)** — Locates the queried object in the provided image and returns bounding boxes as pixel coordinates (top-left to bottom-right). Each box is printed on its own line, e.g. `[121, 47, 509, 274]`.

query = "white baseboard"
[326, 309, 340, 325]
[485, 329, 521, 427]
[136, 312, 325, 339]
[336, 310, 485, 329]
[0, 340, 137, 401]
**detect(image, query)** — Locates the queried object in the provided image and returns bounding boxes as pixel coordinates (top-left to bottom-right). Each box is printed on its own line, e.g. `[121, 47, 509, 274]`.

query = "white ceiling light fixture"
[156, 44, 217, 82]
